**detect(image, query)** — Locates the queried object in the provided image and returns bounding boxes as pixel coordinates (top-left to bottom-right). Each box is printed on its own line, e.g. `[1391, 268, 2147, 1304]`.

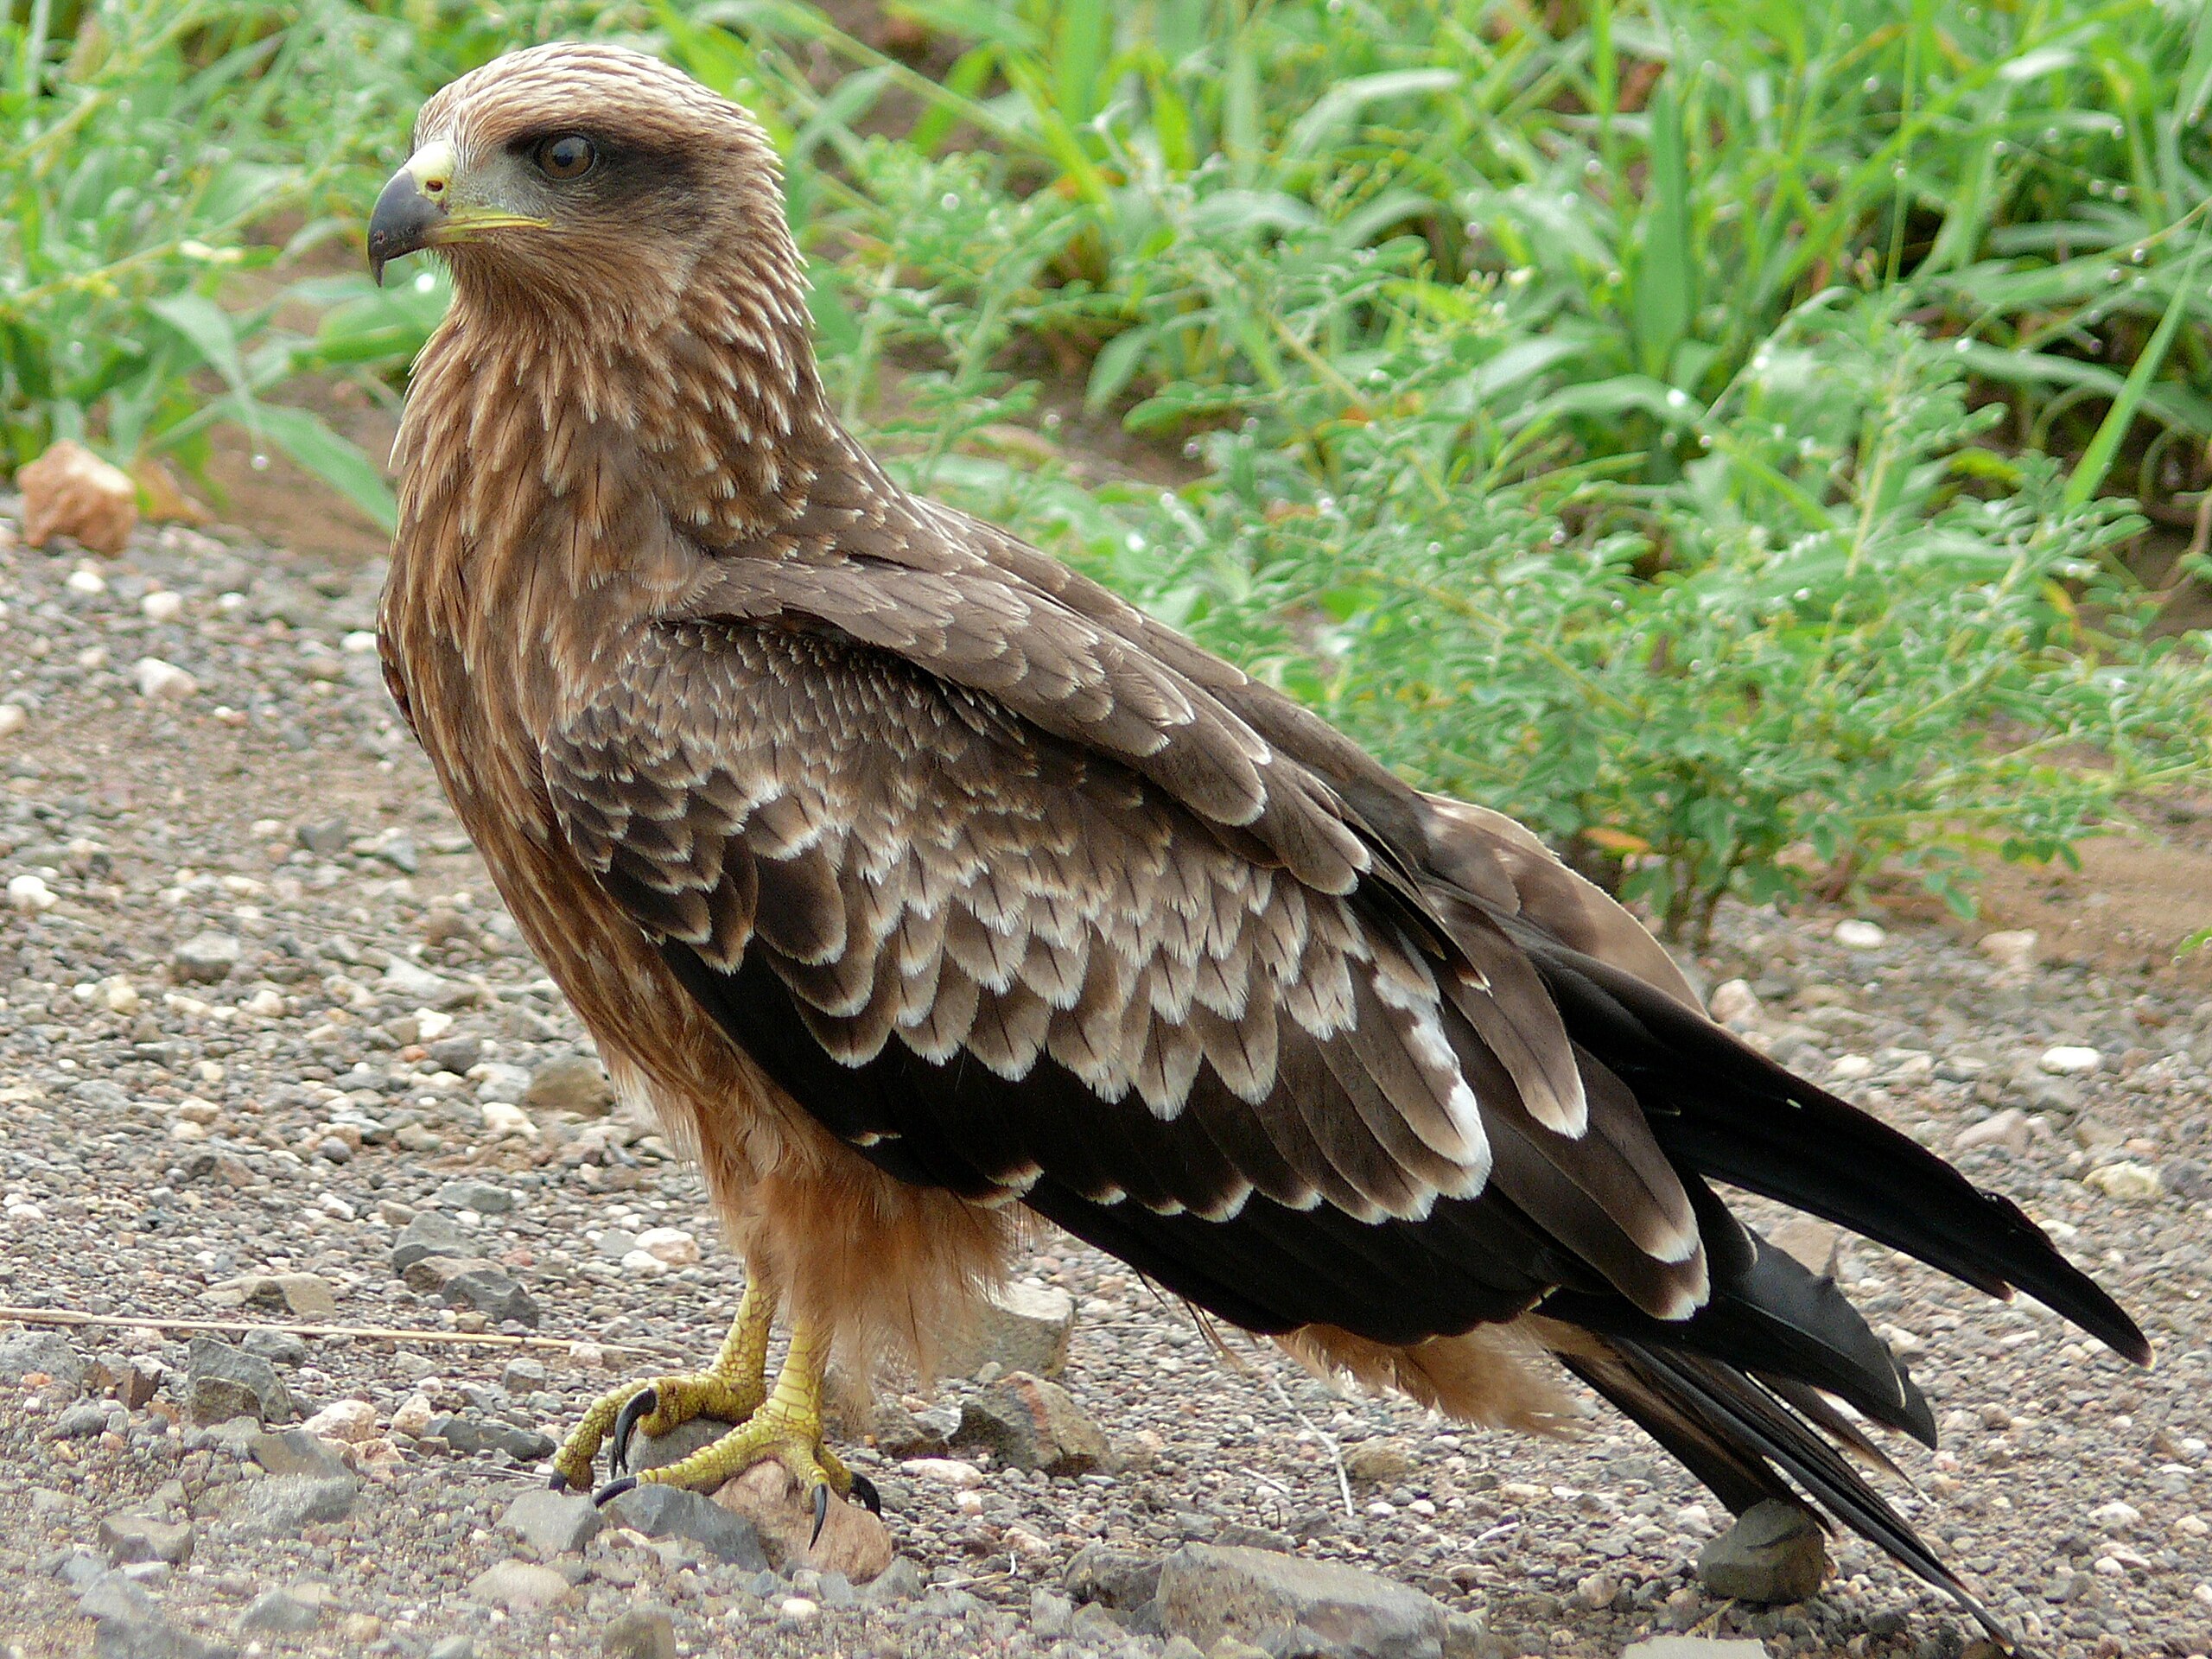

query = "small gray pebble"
[237, 1587, 320, 1632]
[601, 1604, 677, 1659]
[239, 1329, 308, 1368]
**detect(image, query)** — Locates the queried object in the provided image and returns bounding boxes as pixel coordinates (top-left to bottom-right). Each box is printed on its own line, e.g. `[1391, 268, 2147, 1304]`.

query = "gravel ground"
[0, 501, 2207, 1659]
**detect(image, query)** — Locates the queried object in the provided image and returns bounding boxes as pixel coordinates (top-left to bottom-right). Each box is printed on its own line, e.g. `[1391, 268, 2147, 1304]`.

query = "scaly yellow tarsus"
[550, 1279, 777, 1491]
[628, 1319, 853, 1498]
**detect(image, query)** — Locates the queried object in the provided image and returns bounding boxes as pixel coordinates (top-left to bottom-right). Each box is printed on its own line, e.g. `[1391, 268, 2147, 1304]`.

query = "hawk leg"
[548, 1278, 775, 1493]
[593, 1315, 878, 1536]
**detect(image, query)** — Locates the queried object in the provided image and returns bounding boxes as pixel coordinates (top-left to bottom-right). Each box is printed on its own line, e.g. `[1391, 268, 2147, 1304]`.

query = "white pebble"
[634, 1226, 700, 1267]
[2040, 1045, 2101, 1074]
[132, 657, 198, 700]
[1830, 1054, 1874, 1081]
[2084, 1162, 2162, 1204]
[472, 1063, 532, 1103]
[899, 1458, 985, 1487]
[302, 1400, 378, 1444]
[1955, 1109, 2027, 1154]
[340, 630, 379, 654]
[317, 1192, 357, 1221]
[414, 1007, 454, 1040]
[140, 590, 183, 622]
[7, 874, 56, 913]
[390, 1394, 435, 1438]
[67, 566, 107, 594]
[240, 988, 285, 1018]
[102, 976, 140, 1015]
[618, 1249, 669, 1278]
[2091, 1500, 2142, 1531]
[1707, 978, 1762, 1027]
[0, 703, 24, 739]
[1833, 919, 1886, 949]
[479, 1100, 537, 1139]
[779, 1597, 818, 1621]
[1977, 928, 2038, 970]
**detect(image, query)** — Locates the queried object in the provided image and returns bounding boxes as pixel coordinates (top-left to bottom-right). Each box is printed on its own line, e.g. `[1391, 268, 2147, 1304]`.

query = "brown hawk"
[367, 42, 2145, 1636]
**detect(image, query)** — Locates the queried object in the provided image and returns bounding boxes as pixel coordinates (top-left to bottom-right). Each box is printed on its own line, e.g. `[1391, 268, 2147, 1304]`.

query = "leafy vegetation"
[3, 0, 2209, 938]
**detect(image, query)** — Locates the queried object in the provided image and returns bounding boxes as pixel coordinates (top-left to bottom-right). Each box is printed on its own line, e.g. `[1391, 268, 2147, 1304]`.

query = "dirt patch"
[1960, 826, 2212, 990]
[1867, 790, 2212, 992]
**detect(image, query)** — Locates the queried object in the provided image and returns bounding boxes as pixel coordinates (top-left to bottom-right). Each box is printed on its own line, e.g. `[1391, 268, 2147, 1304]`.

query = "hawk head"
[366, 41, 798, 331]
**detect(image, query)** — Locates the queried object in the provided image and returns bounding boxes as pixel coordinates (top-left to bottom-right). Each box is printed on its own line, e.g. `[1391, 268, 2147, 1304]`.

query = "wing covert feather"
[543, 612, 1710, 1326]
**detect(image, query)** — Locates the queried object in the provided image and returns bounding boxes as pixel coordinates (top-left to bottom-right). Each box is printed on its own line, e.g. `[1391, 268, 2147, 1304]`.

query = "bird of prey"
[368, 42, 2145, 1634]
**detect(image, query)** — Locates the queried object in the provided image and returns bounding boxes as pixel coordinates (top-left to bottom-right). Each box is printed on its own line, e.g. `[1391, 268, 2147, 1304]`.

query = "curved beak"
[366, 140, 455, 287]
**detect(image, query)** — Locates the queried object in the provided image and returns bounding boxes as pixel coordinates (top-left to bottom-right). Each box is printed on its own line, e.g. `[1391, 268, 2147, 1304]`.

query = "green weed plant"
[3, 0, 2209, 940]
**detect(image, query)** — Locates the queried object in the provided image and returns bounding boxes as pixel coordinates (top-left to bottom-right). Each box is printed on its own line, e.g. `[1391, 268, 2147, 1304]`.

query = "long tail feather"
[1528, 939, 2149, 1363]
[1550, 1330, 2007, 1643]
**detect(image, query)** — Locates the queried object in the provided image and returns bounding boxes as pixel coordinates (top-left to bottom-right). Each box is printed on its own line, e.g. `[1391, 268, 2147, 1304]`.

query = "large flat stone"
[1156, 1543, 1449, 1659]
[604, 1482, 769, 1568]
[184, 1338, 290, 1427]
[1696, 1500, 1828, 1604]
[954, 1372, 1115, 1475]
[933, 1280, 1075, 1378]
[501, 1487, 603, 1557]
[226, 1474, 357, 1537]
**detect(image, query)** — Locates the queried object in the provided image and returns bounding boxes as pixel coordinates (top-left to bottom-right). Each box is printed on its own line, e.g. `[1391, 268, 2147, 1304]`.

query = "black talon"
[849, 1472, 881, 1516]
[593, 1475, 639, 1507]
[810, 1482, 830, 1548]
[610, 1387, 658, 1477]
[547, 1471, 570, 1494]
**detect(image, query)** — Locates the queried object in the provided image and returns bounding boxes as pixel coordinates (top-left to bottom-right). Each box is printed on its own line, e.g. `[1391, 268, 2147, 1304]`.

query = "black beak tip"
[365, 170, 442, 289]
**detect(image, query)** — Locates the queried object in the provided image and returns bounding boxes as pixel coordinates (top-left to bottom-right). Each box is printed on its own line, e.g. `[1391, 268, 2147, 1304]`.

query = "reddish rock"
[712, 1458, 893, 1581]
[20, 441, 137, 554]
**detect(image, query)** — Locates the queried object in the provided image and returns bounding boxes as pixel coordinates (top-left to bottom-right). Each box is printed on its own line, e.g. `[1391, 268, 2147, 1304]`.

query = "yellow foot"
[612, 1397, 860, 1504]
[590, 1319, 880, 1544]
[547, 1370, 766, 1492]
[548, 1281, 775, 1494]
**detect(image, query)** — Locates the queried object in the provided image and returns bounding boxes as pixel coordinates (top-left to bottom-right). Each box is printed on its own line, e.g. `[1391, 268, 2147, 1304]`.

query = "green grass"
[3, 0, 2209, 939]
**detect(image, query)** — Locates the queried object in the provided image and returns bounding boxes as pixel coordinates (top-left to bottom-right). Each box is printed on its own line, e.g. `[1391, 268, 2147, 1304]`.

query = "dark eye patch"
[503, 127, 699, 207]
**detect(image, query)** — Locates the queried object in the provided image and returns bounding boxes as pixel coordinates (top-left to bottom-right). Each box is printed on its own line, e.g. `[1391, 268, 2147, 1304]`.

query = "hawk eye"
[534, 134, 598, 181]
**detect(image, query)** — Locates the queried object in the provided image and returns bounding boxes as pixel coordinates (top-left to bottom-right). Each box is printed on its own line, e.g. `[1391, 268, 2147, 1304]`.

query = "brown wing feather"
[542, 611, 1711, 1322]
